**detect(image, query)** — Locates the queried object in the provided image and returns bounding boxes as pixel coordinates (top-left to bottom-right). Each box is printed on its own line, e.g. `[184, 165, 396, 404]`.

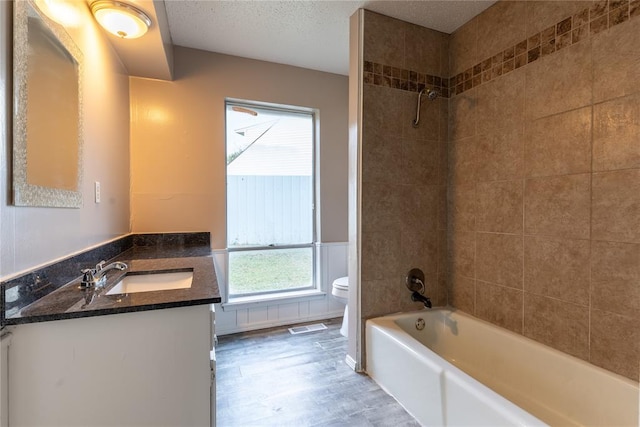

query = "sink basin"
[106, 271, 193, 295]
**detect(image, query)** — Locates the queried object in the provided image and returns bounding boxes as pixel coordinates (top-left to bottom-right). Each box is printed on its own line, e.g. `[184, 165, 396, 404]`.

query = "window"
[225, 101, 316, 299]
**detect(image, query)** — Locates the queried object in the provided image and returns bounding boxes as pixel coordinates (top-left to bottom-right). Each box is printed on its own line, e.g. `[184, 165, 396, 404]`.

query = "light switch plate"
[94, 181, 101, 203]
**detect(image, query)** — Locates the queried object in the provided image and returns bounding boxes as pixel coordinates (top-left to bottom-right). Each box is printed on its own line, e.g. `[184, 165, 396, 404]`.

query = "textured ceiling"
[164, 1, 496, 76]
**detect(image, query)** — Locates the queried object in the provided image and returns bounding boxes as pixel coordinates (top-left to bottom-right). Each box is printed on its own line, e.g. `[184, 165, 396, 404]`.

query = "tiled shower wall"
[448, 0, 639, 381]
[360, 1, 639, 381]
[360, 11, 449, 320]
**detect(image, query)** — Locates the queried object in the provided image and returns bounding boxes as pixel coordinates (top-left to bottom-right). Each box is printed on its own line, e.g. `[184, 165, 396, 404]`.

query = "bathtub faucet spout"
[411, 291, 432, 309]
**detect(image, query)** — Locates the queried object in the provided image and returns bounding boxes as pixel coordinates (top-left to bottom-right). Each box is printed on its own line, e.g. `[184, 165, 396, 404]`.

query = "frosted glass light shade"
[90, 1, 151, 39]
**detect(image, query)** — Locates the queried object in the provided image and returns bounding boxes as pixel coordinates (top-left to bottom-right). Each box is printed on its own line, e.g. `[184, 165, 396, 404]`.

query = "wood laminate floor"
[216, 318, 420, 427]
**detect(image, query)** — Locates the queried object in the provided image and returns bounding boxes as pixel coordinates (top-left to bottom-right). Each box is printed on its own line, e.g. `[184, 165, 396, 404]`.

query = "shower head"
[412, 88, 439, 127]
[425, 89, 439, 100]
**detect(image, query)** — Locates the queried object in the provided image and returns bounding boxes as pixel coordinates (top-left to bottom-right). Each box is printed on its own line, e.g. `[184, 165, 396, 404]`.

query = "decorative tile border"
[363, 61, 450, 98]
[451, 0, 638, 96]
[364, 0, 639, 98]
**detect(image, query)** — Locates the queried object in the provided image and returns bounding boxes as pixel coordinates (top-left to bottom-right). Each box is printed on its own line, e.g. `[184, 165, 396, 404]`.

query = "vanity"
[1, 233, 221, 427]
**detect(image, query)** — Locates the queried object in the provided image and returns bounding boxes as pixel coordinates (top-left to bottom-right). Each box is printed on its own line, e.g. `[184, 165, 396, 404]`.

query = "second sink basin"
[106, 271, 193, 295]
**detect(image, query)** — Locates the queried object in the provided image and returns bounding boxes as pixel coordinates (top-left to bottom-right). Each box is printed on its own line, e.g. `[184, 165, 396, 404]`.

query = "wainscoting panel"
[214, 242, 348, 335]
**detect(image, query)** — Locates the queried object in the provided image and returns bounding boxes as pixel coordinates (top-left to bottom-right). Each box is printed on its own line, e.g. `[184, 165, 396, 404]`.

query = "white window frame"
[224, 99, 319, 302]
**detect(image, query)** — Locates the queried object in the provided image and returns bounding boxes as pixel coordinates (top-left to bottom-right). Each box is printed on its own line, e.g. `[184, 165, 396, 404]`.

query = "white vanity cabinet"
[7, 304, 215, 427]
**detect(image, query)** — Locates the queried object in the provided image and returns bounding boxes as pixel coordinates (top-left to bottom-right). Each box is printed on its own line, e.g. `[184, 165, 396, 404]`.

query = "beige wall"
[359, 10, 449, 321]
[0, 1, 130, 277]
[448, 0, 639, 381]
[130, 46, 348, 250]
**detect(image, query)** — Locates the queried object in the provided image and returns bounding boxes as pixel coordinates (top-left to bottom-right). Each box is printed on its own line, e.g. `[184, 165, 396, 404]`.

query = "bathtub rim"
[366, 307, 639, 427]
[368, 307, 638, 390]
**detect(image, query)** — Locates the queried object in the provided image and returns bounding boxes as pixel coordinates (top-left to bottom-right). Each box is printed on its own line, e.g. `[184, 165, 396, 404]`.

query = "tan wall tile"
[524, 235, 590, 305]
[362, 182, 402, 231]
[592, 169, 640, 243]
[399, 184, 438, 232]
[593, 93, 640, 171]
[361, 277, 409, 319]
[363, 10, 405, 68]
[477, 68, 526, 136]
[476, 129, 525, 182]
[449, 275, 475, 313]
[437, 228, 448, 275]
[401, 228, 438, 276]
[477, 232, 524, 289]
[476, 281, 524, 333]
[525, 107, 592, 177]
[448, 136, 478, 186]
[439, 99, 449, 145]
[592, 18, 640, 102]
[438, 140, 449, 186]
[405, 24, 446, 76]
[449, 88, 478, 140]
[402, 137, 440, 186]
[437, 184, 447, 231]
[361, 131, 403, 184]
[476, 1, 528, 64]
[591, 240, 640, 283]
[362, 85, 406, 136]
[477, 180, 524, 233]
[449, 230, 475, 278]
[434, 273, 449, 307]
[525, 174, 591, 239]
[590, 309, 640, 381]
[524, 293, 590, 360]
[593, 279, 640, 321]
[361, 226, 401, 282]
[363, 85, 404, 137]
[525, 1, 588, 35]
[449, 183, 476, 232]
[525, 41, 592, 120]
[360, 279, 384, 319]
[449, 17, 478, 76]
[592, 240, 640, 318]
[440, 33, 450, 78]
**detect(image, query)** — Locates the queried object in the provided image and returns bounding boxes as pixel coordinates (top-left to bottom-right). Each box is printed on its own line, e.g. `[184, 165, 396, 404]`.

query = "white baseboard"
[345, 354, 360, 372]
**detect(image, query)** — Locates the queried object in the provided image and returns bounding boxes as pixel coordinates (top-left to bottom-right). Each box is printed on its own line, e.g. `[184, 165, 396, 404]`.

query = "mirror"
[13, 0, 83, 208]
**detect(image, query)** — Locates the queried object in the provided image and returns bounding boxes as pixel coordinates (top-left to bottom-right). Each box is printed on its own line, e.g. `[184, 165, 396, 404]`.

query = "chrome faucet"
[410, 276, 425, 292]
[406, 268, 432, 309]
[411, 291, 432, 309]
[80, 261, 128, 288]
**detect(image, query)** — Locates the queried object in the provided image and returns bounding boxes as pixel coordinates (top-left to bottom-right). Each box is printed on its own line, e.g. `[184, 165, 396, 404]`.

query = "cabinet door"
[0, 331, 11, 427]
[9, 305, 211, 427]
[210, 304, 216, 427]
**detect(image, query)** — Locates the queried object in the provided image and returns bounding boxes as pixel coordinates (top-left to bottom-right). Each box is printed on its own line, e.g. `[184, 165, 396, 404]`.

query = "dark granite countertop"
[3, 244, 221, 326]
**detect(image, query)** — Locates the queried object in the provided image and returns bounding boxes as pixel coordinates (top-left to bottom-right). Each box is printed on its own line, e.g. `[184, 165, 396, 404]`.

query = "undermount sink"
[106, 271, 193, 295]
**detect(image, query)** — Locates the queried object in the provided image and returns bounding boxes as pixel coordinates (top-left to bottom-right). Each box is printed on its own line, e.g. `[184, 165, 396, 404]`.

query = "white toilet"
[331, 276, 349, 337]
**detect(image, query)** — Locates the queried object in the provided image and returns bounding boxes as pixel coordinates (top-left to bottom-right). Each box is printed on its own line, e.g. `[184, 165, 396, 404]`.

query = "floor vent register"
[288, 323, 328, 335]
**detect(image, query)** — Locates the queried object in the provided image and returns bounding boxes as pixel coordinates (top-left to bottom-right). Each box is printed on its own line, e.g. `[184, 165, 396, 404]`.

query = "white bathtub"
[366, 308, 639, 427]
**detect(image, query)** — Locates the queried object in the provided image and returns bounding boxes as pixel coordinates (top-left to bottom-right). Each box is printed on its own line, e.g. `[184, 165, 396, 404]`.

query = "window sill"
[221, 289, 326, 311]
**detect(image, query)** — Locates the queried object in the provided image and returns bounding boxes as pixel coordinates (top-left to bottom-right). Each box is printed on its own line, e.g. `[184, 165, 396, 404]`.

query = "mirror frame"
[13, 0, 84, 208]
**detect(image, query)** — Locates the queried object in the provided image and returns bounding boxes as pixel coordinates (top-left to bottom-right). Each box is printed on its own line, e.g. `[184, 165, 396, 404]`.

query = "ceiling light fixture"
[90, 1, 151, 39]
